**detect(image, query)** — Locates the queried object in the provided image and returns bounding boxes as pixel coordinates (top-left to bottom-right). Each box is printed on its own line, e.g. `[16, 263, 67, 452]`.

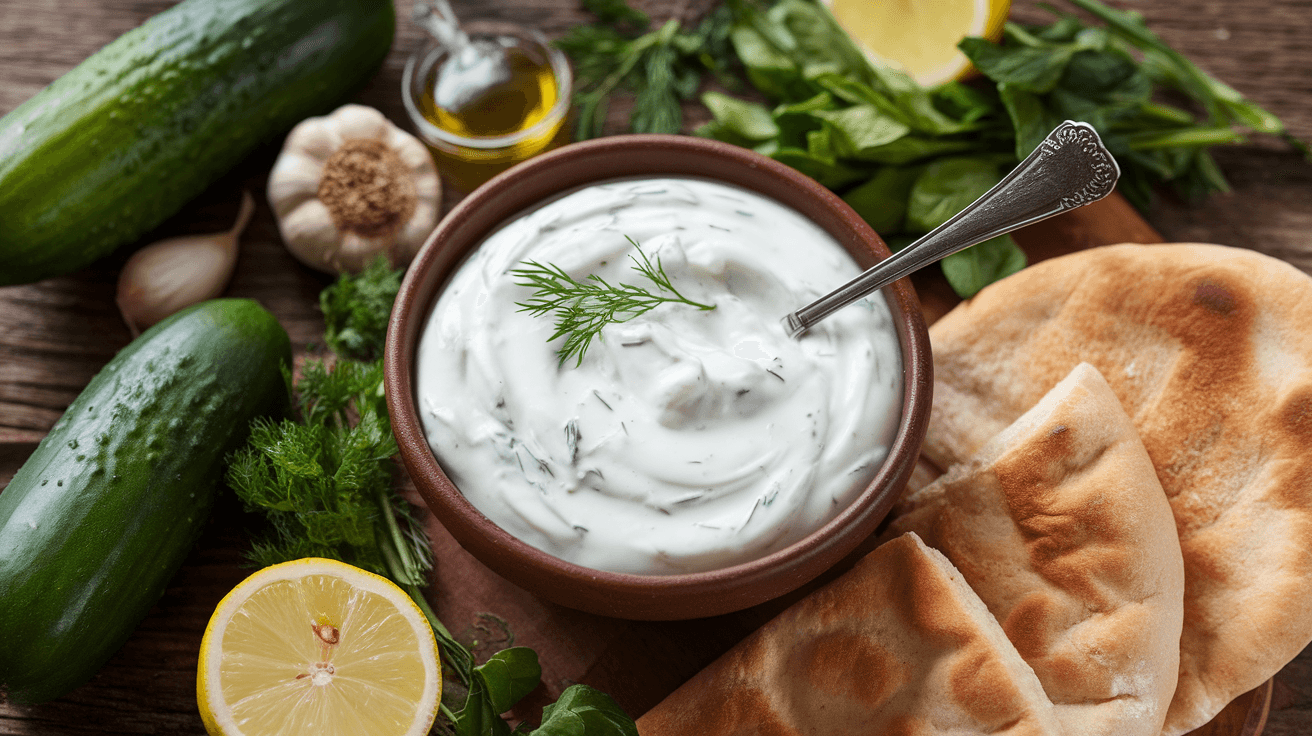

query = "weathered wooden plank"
[1, 1, 1310, 734]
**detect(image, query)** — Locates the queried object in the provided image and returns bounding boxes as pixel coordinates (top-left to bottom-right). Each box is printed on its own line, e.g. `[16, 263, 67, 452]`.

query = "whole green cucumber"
[0, 299, 291, 704]
[0, 0, 395, 286]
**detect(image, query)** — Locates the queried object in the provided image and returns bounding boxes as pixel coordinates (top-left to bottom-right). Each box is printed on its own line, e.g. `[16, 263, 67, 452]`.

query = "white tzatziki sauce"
[415, 177, 902, 575]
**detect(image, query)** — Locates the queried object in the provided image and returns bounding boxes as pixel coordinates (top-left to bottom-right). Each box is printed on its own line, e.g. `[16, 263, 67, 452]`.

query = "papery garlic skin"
[116, 191, 254, 336]
[268, 104, 442, 274]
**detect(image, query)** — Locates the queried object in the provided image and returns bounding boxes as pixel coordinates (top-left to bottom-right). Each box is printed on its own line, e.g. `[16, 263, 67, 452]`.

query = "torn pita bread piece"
[924, 243, 1312, 735]
[636, 532, 1063, 736]
[889, 362, 1184, 736]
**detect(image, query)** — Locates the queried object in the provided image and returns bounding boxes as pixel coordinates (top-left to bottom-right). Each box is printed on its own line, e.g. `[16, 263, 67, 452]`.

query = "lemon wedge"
[826, 0, 1010, 87]
[196, 558, 441, 736]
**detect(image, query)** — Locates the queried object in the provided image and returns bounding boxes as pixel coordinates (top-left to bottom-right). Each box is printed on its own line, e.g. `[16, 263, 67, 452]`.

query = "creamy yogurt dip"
[415, 177, 902, 575]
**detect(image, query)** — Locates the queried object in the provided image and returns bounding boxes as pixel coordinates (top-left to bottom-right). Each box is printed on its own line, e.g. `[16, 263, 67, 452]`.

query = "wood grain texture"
[0, 0, 1310, 733]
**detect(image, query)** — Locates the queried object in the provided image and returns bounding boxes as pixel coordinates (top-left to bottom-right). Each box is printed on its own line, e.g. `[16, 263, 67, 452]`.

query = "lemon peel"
[196, 558, 441, 736]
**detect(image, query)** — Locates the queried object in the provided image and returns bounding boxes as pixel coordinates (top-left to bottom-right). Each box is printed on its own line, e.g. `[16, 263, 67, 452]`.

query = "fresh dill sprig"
[512, 237, 715, 367]
[554, 0, 737, 139]
[227, 265, 639, 736]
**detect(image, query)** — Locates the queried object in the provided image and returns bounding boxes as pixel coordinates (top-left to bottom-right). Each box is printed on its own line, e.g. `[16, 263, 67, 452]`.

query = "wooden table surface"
[1, 0, 1310, 734]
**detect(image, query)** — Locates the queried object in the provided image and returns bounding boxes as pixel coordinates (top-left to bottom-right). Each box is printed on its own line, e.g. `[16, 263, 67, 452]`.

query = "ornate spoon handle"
[783, 120, 1120, 338]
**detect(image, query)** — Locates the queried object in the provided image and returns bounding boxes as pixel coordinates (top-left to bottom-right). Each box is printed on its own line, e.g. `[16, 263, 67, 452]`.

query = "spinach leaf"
[906, 157, 1028, 296]
[841, 166, 922, 234]
[814, 105, 911, 156]
[702, 91, 778, 140]
[906, 157, 1003, 233]
[685, 0, 1305, 299]
[530, 685, 639, 736]
[477, 648, 542, 715]
[959, 37, 1075, 94]
[941, 235, 1027, 298]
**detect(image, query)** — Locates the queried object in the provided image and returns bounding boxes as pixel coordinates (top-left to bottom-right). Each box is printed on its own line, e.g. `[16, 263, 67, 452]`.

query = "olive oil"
[420, 45, 558, 138]
[407, 30, 570, 192]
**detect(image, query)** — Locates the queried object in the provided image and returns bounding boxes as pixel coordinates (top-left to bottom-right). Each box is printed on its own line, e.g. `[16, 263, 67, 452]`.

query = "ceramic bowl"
[385, 134, 931, 620]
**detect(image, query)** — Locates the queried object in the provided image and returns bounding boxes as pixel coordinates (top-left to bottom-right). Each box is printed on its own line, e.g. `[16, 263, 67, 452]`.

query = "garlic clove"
[388, 126, 437, 174]
[336, 232, 387, 273]
[413, 169, 442, 203]
[395, 202, 438, 262]
[117, 191, 254, 336]
[280, 198, 346, 273]
[329, 104, 390, 141]
[285, 118, 343, 163]
[267, 152, 325, 219]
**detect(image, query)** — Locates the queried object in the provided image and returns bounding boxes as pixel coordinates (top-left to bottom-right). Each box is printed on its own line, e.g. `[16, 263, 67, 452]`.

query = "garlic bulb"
[116, 191, 254, 336]
[268, 104, 441, 274]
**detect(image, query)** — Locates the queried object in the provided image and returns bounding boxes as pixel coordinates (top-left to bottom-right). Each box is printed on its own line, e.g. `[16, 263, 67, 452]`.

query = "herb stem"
[405, 582, 475, 684]
[378, 487, 423, 585]
[513, 237, 714, 366]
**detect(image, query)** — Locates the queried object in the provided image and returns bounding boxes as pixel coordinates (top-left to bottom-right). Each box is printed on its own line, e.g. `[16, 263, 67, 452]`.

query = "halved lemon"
[196, 558, 441, 736]
[825, 0, 1010, 87]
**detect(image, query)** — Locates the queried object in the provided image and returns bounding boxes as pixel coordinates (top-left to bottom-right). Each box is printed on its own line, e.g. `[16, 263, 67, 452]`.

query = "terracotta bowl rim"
[385, 133, 931, 619]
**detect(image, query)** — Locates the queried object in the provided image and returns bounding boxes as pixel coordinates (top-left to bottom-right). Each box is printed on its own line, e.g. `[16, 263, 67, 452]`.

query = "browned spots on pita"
[1192, 279, 1238, 316]
[1278, 387, 1312, 439]
[949, 644, 1034, 728]
[638, 533, 1066, 736]
[1002, 593, 1059, 662]
[691, 685, 796, 736]
[921, 244, 1312, 735]
[788, 628, 904, 709]
[894, 537, 974, 649]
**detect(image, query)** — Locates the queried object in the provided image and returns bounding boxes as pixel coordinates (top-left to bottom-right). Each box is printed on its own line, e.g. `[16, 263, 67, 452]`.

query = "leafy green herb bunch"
[560, 0, 1305, 298]
[226, 257, 637, 736]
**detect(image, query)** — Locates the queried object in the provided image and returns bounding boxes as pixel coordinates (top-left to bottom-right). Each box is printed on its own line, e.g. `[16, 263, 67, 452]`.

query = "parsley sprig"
[513, 237, 715, 366]
[226, 258, 637, 736]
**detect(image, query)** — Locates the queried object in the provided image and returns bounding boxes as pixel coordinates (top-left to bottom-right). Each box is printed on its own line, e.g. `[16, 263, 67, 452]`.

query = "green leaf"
[453, 675, 514, 736]
[846, 135, 981, 165]
[841, 166, 922, 234]
[959, 36, 1074, 94]
[530, 685, 638, 736]
[864, 62, 977, 135]
[1047, 49, 1151, 130]
[997, 83, 1061, 159]
[1030, 15, 1087, 44]
[770, 147, 866, 189]
[475, 648, 542, 714]
[769, 0, 874, 86]
[702, 91, 779, 140]
[813, 106, 910, 156]
[806, 126, 839, 163]
[320, 256, 403, 362]
[728, 24, 805, 100]
[905, 157, 1002, 233]
[941, 235, 1027, 298]
[931, 81, 999, 124]
[581, 0, 648, 30]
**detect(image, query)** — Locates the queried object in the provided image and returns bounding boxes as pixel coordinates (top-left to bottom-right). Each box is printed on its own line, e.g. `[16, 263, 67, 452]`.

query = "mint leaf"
[941, 236, 1028, 298]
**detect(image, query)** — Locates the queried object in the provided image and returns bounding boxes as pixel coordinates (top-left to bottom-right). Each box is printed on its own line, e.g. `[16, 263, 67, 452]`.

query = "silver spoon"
[783, 120, 1120, 338]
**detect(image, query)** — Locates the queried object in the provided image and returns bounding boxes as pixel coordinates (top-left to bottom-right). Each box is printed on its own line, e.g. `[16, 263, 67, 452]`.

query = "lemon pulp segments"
[198, 559, 440, 736]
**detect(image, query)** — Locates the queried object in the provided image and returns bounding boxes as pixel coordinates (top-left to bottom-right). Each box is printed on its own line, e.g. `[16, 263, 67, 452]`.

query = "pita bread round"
[923, 243, 1312, 735]
[637, 533, 1063, 736]
[890, 362, 1184, 736]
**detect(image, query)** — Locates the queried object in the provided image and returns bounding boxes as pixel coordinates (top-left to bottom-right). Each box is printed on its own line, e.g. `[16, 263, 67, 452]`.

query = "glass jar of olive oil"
[402, 22, 572, 192]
